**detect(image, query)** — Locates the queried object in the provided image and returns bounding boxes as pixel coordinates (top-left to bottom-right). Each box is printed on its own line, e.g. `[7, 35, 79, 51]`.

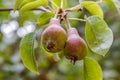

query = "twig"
[0, 7, 50, 12]
[69, 18, 86, 22]
[39, 6, 51, 12]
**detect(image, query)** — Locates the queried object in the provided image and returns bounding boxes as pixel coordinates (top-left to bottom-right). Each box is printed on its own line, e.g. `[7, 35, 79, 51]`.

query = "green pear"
[41, 18, 67, 53]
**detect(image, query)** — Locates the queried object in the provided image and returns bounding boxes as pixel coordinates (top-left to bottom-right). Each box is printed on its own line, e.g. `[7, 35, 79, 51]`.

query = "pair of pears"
[41, 18, 87, 62]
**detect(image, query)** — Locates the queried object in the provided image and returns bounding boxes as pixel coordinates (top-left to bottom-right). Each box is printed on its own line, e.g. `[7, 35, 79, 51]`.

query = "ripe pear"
[41, 18, 67, 53]
[64, 28, 87, 64]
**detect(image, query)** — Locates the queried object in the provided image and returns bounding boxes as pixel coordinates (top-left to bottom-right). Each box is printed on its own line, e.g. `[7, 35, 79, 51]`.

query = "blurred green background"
[0, 0, 120, 80]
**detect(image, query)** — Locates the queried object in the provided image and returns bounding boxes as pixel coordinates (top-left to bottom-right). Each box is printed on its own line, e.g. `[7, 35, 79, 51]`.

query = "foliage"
[0, 0, 120, 80]
[17, 0, 112, 79]
[85, 16, 113, 56]
[20, 32, 39, 74]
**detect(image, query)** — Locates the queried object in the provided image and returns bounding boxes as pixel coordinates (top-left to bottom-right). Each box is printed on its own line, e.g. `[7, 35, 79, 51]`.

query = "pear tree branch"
[0, 7, 50, 12]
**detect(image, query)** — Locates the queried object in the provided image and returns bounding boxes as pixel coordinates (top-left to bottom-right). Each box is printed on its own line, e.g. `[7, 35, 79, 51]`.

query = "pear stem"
[60, 0, 64, 8]
[64, 13, 72, 29]
[54, 9, 59, 18]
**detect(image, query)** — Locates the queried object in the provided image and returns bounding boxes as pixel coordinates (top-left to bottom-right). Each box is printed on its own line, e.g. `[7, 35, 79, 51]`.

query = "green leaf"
[110, 0, 120, 14]
[51, 0, 67, 10]
[85, 16, 113, 56]
[20, 32, 39, 74]
[81, 1, 103, 18]
[84, 57, 102, 80]
[103, 0, 116, 9]
[18, 11, 38, 26]
[37, 12, 54, 25]
[14, 0, 23, 11]
[0, 0, 5, 8]
[19, 0, 34, 8]
[19, 0, 48, 15]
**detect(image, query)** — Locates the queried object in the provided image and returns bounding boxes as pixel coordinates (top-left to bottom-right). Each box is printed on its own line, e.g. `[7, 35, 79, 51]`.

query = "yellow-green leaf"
[19, 0, 34, 8]
[37, 12, 54, 25]
[51, 0, 67, 10]
[20, 32, 39, 74]
[84, 57, 102, 80]
[81, 1, 103, 18]
[85, 16, 113, 56]
[19, 0, 48, 14]
[14, 0, 23, 11]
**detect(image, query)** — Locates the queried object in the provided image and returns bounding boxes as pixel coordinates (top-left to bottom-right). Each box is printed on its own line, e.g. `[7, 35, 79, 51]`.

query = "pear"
[64, 28, 87, 64]
[41, 18, 67, 53]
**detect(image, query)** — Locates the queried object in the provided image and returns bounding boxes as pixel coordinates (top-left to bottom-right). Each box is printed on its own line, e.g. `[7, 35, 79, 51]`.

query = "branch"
[69, 18, 86, 22]
[0, 7, 51, 12]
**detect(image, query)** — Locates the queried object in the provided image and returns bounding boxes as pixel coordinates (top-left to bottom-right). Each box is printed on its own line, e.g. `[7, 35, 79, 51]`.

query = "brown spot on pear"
[64, 28, 87, 64]
[41, 18, 67, 53]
